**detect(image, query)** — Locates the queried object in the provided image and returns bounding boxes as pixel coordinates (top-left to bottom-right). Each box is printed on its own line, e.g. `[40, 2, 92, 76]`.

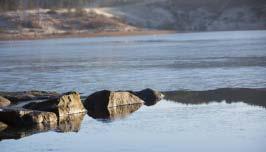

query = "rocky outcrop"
[84, 90, 144, 111]
[23, 91, 86, 117]
[0, 122, 8, 132]
[0, 91, 89, 141]
[0, 91, 60, 103]
[0, 96, 11, 107]
[88, 104, 142, 121]
[132, 88, 164, 106]
[0, 108, 57, 126]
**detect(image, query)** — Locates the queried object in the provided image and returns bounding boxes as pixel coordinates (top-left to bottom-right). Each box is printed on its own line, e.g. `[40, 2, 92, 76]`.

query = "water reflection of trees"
[163, 88, 266, 108]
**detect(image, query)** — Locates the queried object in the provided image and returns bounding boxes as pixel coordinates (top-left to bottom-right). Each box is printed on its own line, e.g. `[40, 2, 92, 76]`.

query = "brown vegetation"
[0, 8, 141, 40]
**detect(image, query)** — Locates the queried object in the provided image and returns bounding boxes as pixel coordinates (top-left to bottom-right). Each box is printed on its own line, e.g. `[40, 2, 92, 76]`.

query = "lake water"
[0, 30, 266, 152]
[0, 30, 266, 93]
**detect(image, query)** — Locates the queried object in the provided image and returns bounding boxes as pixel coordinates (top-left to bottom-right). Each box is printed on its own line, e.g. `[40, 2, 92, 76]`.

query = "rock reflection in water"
[0, 123, 57, 141]
[88, 104, 142, 122]
[163, 88, 266, 108]
[0, 113, 86, 141]
[57, 113, 85, 133]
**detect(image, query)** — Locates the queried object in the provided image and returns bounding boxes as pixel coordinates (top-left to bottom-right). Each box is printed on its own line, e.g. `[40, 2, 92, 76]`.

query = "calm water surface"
[0, 30, 266, 93]
[0, 30, 266, 152]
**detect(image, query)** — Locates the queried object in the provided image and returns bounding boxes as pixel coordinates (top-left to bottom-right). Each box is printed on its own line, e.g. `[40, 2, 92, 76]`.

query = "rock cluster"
[84, 88, 164, 111]
[84, 90, 144, 111]
[0, 88, 164, 140]
[84, 88, 164, 121]
[0, 91, 86, 127]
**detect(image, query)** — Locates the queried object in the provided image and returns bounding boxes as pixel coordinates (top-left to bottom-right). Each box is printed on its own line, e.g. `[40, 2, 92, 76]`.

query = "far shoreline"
[1, 29, 265, 41]
[0, 30, 176, 41]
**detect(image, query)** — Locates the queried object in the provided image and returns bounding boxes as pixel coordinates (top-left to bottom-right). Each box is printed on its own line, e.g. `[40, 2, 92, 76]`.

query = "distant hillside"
[102, 0, 266, 31]
[0, 0, 265, 40]
[0, 8, 139, 40]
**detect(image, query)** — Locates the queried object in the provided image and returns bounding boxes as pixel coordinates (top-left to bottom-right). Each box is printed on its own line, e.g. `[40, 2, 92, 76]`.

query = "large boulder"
[23, 91, 86, 117]
[0, 96, 11, 107]
[0, 108, 57, 126]
[84, 90, 144, 111]
[132, 88, 164, 106]
[0, 91, 60, 103]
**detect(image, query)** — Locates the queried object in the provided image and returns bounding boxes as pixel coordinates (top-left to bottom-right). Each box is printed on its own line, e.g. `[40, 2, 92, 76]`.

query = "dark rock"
[0, 96, 11, 107]
[132, 88, 164, 106]
[0, 90, 60, 103]
[84, 90, 144, 111]
[0, 108, 57, 126]
[88, 103, 142, 122]
[0, 122, 8, 132]
[23, 91, 86, 117]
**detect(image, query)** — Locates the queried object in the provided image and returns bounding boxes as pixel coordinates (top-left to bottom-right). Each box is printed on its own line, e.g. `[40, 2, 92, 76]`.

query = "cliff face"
[103, 0, 266, 31]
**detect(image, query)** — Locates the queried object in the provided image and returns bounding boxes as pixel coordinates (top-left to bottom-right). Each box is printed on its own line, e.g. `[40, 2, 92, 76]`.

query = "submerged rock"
[88, 103, 142, 121]
[132, 88, 164, 106]
[0, 96, 11, 107]
[23, 91, 86, 117]
[0, 108, 57, 126]
[0, 122, 8, 132]
[0, 91, 60, 103]
[84, 90, 144, 111]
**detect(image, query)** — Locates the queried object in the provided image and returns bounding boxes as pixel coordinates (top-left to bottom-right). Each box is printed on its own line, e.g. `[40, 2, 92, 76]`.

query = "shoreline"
[1, 29, 264, 41]
[0, 30, 176, 41]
